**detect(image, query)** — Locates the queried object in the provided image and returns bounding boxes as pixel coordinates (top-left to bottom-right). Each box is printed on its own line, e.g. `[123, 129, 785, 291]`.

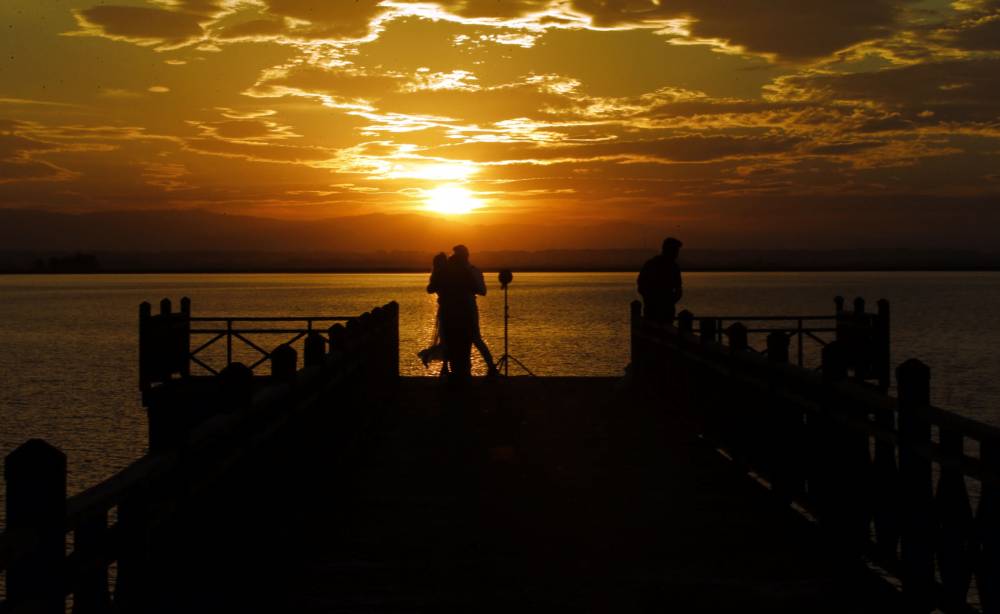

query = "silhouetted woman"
[419, 252, 449, 375]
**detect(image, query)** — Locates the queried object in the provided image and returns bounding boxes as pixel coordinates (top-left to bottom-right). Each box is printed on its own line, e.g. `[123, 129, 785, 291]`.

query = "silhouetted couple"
[420, 245, 497, 380]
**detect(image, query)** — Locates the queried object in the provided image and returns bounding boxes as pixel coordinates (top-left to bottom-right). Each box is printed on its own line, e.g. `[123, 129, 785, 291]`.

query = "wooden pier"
[1, 297, 998, 613]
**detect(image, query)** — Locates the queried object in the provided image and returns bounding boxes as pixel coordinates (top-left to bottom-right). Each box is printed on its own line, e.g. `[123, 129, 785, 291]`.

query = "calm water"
[2, 271, 1000, 528]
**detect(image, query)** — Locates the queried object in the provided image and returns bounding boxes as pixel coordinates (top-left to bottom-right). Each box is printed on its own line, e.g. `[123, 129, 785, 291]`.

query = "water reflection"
[1, 271, 999, 526]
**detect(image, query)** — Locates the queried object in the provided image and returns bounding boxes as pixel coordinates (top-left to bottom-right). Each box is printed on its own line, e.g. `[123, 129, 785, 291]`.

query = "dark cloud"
[808, 141, 885, 155]
[184, 137, 333, 163]
[74, 5, 206, 48]
[261, 0, 388, 39]
[0, 159, 71, 183]
[777, 58, 1000, 122]
[384, 84, 573, 123]
[949, 13, 1000, 50]
[0, 132, 72, 184]
[585, 133, 804, 162]
[250, 65, 404, 101]
[571, 0, 907, 61]
[0, 133, 53, 158]
[428, 133, 802, 164]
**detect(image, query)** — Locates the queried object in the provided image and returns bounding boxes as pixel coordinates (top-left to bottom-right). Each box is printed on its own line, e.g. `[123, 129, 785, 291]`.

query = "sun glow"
[423, 185, 484, 215]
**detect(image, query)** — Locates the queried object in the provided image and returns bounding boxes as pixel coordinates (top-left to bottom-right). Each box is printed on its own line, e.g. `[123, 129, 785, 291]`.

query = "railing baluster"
[897, 359, 935, 611]
[73, 511, 112, 614]
[115, 490, 152, 612]
[978, 441, 1000, 613]
[226, 319, 233, 366]
[871, 405, 901, 567]
[797, 319, 804, 367]
[936, 426, 973, 610]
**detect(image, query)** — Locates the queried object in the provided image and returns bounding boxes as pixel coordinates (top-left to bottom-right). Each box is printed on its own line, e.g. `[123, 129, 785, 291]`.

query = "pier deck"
[201, 376, 902, 612]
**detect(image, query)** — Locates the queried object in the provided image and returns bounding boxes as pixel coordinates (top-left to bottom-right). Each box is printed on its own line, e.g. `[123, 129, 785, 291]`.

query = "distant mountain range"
[1, 208, 998, 272]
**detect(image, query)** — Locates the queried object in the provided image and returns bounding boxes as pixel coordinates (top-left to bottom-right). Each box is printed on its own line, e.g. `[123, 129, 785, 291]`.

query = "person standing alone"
[637, 237, 683, 323]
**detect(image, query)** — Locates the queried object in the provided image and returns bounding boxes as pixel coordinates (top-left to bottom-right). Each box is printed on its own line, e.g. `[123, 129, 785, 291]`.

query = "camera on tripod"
[493, 268, 534, 377]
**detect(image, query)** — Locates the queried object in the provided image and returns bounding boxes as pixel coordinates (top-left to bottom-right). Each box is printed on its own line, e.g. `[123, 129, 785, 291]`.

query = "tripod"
[494, 279, 535, 377]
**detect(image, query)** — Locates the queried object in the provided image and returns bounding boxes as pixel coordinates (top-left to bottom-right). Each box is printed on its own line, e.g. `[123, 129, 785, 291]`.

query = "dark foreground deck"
[183, 376, 901, 612]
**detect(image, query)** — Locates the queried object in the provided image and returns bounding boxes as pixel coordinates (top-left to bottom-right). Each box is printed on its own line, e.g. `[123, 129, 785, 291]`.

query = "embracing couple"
[419, 244, 498, 380]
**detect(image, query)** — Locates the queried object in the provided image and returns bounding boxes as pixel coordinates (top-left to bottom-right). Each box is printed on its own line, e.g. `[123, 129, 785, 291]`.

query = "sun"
[423, 185, 483, 215]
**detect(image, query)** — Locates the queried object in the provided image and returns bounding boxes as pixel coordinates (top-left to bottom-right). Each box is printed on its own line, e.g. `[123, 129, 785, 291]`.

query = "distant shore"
[5, 246, 1000, 275]
[5, 266, 1000, 275]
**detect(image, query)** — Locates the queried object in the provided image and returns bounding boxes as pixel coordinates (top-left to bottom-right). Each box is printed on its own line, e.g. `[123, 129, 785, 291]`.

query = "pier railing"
[689, 314, 835, 368]
[139, 297, 358, 387]
[659, 295, 889, 384]
[632, 297, 997, 614]
[0, 301, 399, 614]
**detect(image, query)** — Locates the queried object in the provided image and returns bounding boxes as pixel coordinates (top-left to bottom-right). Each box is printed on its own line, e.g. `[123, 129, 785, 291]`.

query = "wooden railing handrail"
[639, 314, 996, 439]
[188, 315, 355, 323]
[697, 314, 836, 322]
[2, 300, 400, 611]
[631, 297, 998, 613]
[187, 327, 349, 334]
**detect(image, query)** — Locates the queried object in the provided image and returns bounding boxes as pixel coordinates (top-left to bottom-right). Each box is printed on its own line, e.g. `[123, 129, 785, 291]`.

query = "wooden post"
[897, 359, 935, 609]
[822, 340, 848, 382]
[271, 344, 297, 381]
[73, 511, 112, 614]
[824, 340, 871, 552]
[139, 301, 152, 394]
[871, 401, 901, 566]
[936, 426, 974, 610]
[159, 297, 171, 316]
[875, 299, 891, 392]
[834, 296, 845, 344]
[5, 439, 67, 613]
[699, 318, 717, 346]
[853, 296, 865, 316]
[767, 332, 789, 364]
[304, 331, 326, 368]
[219, 362, 254, 413]
[809, 340, 845, 530]
[370, 307, 387, 382]
[978, 441, 1000, 613]
[179, 297, 191, 378]
[630, 300, 643, 377]
[387, 301, 400, 378]
[677, 310, 694, 334]
[115, 487, 152, 612]
[725, 323, 748, 352]
[345, 317, 360, 358]
[328, 323, 346, 360]
[358, 311, 373, 384]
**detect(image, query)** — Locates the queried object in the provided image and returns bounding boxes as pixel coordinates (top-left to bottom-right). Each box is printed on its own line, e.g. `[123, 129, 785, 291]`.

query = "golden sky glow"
[2, 0, 1000, 247]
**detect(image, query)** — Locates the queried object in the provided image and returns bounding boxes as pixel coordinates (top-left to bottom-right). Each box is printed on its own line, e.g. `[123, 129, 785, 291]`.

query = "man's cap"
[662, 237, 683, 250]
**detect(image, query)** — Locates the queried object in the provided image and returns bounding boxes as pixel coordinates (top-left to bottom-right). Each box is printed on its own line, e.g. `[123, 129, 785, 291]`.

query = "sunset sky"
[2, 0, 1000, 248]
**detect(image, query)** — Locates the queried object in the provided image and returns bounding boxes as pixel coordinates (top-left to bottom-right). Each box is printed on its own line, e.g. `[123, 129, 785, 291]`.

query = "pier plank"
[246, 377, 905, 613]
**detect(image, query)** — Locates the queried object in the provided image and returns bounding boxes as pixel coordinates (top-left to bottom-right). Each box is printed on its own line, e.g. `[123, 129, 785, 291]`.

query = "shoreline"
[4, 266, 1000, 275]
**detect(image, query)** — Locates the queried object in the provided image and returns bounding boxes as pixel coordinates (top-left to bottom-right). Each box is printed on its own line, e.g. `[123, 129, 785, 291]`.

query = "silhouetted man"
[452, 244, 498, 377]
[637, 237, 683, 323]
